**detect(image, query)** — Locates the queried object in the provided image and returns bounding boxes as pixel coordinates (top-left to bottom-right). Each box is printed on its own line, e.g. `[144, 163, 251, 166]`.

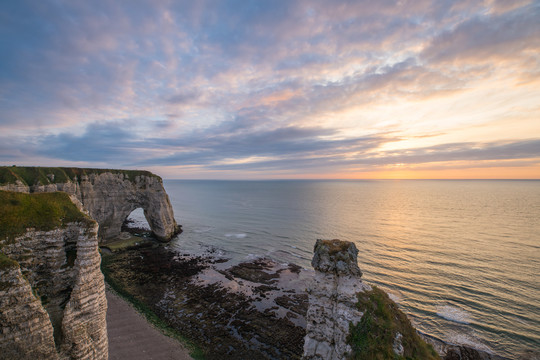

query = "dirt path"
[106, 289, 192, 360]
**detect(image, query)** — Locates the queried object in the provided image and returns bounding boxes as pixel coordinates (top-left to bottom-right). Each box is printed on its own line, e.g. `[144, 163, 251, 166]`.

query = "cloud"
[422, 2, 540, 64]
[165, 90, 202, 105]
[1, 0, 538, 178]
[141, 126, 393, 167]
[202, 138, 540, 172]
[5, 116, 539, 178]
[371, 139, 540, 165]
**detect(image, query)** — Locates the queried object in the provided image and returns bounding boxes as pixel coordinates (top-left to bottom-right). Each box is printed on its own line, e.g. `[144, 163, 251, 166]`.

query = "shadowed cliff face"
[0, 167, 179, 242]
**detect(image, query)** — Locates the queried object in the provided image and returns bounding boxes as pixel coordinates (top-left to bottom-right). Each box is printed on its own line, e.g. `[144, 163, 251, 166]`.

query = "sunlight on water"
[156, 179, 540, 358]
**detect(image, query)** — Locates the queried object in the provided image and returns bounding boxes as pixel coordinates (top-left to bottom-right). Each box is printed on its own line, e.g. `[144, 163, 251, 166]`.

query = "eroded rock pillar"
[303, 239, 371, 360]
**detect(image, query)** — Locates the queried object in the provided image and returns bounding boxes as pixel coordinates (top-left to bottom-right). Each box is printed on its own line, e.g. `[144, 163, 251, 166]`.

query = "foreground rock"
[0, 166, 179, 242]
[0, 191, 107, 359]
[421, 333, 514, 360]
[303, 239, 439, 360]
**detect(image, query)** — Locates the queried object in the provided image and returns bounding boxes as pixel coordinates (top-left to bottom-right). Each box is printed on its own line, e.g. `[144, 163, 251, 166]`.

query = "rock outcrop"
[0, 167, 179, 242]
[0, 191, 108, 359]
[303, 239, 371, 359]
[303, 239, 439, 360]
[421, 333, 511, 360]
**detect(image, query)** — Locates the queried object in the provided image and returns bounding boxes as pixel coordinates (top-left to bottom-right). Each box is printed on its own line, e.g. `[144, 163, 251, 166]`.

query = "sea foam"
[225, 233, 247, 238]
[436, 305, 471, 324]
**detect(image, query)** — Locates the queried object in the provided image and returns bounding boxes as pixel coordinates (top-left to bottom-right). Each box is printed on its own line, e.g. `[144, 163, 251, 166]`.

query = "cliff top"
[0, 166, 161, 186]
[0, 190, 92, 244]
[312, 239, 362, 276]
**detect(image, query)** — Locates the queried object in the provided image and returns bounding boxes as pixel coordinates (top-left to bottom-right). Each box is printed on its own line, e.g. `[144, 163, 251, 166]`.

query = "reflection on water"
[145, 179, 540, 358]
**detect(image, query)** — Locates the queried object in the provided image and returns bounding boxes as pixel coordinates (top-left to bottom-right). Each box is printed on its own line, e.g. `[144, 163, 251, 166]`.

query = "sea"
[128, 179, 540, 358]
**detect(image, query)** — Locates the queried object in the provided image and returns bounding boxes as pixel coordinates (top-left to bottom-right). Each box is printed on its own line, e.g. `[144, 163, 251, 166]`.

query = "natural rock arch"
[122, 207, 150, 231]
[0, 167, 180, 243]
[76, 172, 179, 241]
[66, 172, 179, 242]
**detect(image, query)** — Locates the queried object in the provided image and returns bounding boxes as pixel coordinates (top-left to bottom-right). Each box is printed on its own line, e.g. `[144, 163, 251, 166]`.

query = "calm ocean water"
[131, 180, 540, 358]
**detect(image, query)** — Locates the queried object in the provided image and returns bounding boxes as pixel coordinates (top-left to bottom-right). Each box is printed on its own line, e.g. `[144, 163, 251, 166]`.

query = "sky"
[1, 0, 539, 179]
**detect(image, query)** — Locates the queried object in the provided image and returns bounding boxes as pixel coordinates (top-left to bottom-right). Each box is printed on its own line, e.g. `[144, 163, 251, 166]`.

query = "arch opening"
[121, 207, 153, 239]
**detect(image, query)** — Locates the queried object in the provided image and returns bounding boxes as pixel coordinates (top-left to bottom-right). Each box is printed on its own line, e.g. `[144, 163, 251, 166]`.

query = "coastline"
[101, 236, 529, 360]
[101, 239, 308, 359]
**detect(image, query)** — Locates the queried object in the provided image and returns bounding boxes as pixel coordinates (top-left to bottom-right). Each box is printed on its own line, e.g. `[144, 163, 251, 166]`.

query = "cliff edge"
[0, 191, 108, 360]
[0, 167, 179, 242]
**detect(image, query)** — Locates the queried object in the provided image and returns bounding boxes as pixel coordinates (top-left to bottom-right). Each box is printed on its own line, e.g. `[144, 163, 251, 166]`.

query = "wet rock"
[445, 345, 501, 360]
[254, 284, 280, 296]
[227, 258, 281, 284]
[275, 294, 309, 315]
[102, 247, 307, 359]
[421, 333, 510, 360]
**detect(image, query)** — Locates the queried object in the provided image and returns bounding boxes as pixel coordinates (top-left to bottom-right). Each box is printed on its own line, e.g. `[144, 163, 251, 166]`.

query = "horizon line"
[163, 178, 540, 181]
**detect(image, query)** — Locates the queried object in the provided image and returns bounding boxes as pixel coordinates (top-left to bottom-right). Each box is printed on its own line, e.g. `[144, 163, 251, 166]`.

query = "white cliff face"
[303, 239, 371, 360]
[0, 222, 108, 360]
[304, 239, 442, 360]
[0, 170, 179, 242]
[0, 264, 58, 360]
[0, 179, 29, 193]
[70, 172, 178, 242]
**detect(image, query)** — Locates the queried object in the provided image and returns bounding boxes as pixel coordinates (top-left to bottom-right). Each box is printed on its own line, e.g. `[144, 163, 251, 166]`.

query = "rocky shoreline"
[101, 239, 310, 359]
[2, 168, 536, 360]
[100, 231, 530, 360]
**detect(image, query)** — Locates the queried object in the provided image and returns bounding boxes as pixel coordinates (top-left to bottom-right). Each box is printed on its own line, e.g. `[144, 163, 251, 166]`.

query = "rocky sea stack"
[304, 239, 439, 360]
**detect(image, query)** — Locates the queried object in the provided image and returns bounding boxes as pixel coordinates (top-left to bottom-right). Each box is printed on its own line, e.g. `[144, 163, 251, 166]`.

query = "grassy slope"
[0, 166, 160, 186]
[0, 252, 18, 269]
[348, 286, 440, 360]
[0, 190, 91, 243]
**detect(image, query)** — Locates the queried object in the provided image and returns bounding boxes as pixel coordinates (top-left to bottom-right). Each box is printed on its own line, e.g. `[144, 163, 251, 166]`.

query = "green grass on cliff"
[0, 191, 91, 241]
[317, 239, 353, 255]
[347, 286, 439, 360]
[0, 252, 18, 270]
[0, 166, 161, 186]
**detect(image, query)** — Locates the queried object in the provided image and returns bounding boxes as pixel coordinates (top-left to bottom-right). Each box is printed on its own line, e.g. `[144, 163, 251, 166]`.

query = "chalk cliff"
[303, 239, 439, 360]
[0, 167, 179, 242]
[0, 191, 107, 360]
[303, 239, 371, 359]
